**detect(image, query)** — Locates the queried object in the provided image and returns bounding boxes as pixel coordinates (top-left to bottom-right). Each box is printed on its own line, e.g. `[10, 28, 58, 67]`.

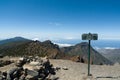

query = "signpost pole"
[82, 33, 98, 76]
[88, 40, 91, 76]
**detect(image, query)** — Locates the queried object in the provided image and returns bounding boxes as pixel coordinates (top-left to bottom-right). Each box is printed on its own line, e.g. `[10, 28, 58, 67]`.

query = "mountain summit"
[61, 42, 113, 65]
[0, 37, 31, 45]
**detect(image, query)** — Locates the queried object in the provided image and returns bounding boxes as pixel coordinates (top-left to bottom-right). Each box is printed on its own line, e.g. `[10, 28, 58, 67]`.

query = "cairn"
[0, 56, 58, 80]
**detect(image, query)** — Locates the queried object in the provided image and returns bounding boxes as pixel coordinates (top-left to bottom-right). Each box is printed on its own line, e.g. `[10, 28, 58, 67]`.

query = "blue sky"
[0, 0, 120, 40]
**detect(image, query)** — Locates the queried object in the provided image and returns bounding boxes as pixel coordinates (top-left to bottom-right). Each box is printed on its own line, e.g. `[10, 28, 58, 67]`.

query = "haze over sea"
[52, 39, 120, 49]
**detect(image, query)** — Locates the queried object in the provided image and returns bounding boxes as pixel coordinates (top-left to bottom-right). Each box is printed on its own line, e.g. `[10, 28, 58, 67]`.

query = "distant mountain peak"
[12, 36, 28, 40]
[14, 36, 23, 38]
[0, 37, 31, 45]
[14, 36, 24, 38]
[61, 42, 113, 65]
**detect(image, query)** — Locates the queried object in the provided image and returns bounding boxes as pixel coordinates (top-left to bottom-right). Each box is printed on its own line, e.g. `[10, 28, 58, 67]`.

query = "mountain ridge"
[0, 38, 64, 58]
[61, 42, 113, 65]
[97, 48, 120, 63]
[0, 37, 113, 65]
[0, 37, 31, 44]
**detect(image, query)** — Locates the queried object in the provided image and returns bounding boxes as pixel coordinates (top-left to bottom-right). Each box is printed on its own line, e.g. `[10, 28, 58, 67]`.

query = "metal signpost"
[82, 33, 98, 76]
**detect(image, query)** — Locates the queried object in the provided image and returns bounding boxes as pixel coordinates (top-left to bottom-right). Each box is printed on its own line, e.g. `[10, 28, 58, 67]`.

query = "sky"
[0, 0, 120, 40]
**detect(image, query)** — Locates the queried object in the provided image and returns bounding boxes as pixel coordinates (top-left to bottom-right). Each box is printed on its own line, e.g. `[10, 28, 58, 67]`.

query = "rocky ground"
[50, 59, 120, 80]
[0, 57, 120, 80]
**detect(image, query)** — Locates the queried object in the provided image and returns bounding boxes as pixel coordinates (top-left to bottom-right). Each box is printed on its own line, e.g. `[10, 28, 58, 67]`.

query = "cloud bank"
[32, 38, 40, 41]
[55, 43, 73, 47]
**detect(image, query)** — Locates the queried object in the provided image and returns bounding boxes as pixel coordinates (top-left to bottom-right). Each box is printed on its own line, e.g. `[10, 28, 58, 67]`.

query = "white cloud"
[54, 43, 73, 47]
[94, 47, 118, 50]
[49, 22, 61, 26]
[104, 47, 116, 50]
[64, 37, 76, 40]
[32, 38, 39, 41]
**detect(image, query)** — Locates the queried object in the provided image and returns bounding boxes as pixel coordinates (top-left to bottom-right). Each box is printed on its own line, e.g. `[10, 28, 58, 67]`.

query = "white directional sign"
[82, 33, 98, 40]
